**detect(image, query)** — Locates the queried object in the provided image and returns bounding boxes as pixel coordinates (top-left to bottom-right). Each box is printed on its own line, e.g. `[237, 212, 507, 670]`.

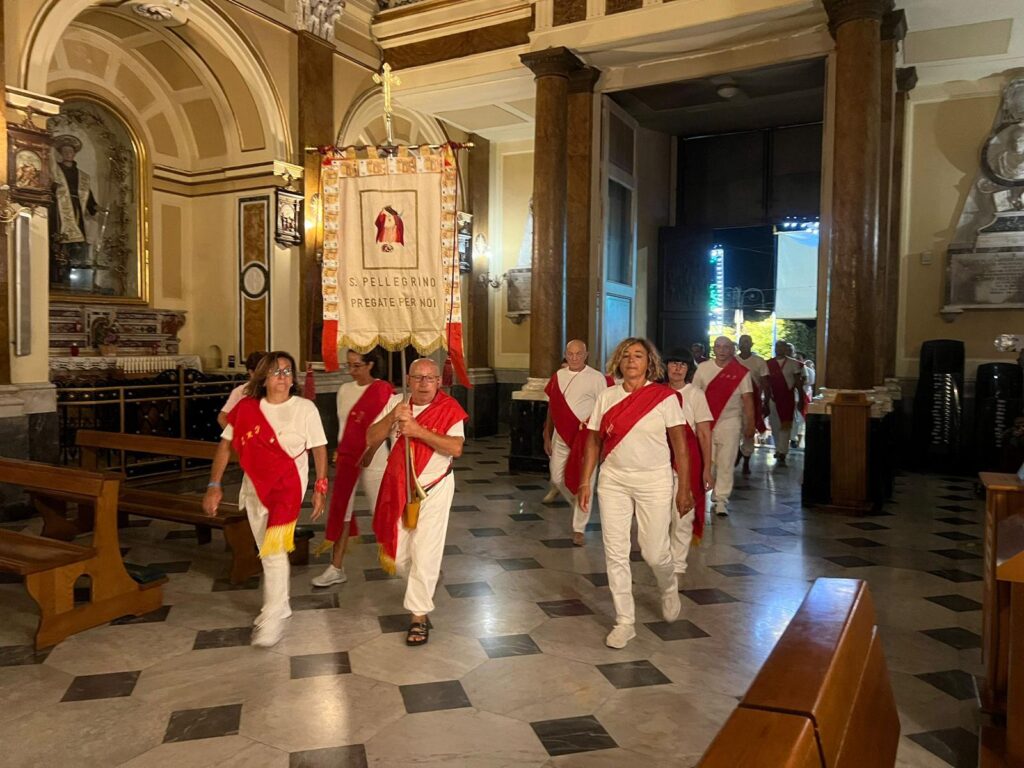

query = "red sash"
[323, 379, 394, 546]
[599, 383, 676, 462]
[767, 358, 798, 428]
[604, 374, 615, 386]
[544, 373, 592, 493]
[667, 389, 707, 543]
[229, 397, 304, 557]
[372, 391, 467, 572]
[703, 359, 749, 427]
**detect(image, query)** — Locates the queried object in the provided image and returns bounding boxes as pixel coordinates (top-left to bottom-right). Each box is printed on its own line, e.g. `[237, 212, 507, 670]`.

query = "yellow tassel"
[377, 544, 396, 575]
[312, 537, 336, 557]
[259, 521, 297, 558]
[692, 533, 702, 547]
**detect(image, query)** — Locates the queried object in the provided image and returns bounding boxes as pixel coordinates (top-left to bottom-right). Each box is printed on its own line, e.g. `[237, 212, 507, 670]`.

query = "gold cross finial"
[373, 63, 401, 119]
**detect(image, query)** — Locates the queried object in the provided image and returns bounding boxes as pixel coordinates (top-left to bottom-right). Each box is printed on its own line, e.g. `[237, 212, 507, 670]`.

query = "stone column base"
[509, 378, 550, 474]
[0, 382, 59, 521]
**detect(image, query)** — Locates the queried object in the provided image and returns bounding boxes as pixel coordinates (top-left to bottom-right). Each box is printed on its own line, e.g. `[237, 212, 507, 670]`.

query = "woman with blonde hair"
[578, 337, 693, 649]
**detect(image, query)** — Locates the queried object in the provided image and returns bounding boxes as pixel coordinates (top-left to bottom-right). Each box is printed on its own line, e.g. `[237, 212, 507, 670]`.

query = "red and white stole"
[545, 372, 595, 493]
[704, 359, 749, 427]
[229, 397, 303, 557]
[372, 391, 467, 573]
[668, 388, 707, 543]
[598, 382, 676, 462]
[322, 379, 394, 547]
[767, 358, 800, 428]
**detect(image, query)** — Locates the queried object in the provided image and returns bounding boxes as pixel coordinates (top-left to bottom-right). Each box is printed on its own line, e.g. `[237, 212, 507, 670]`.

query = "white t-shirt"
[692, 359, 752, 422]
[375, 393, 465, 486]
[553, 366, 608, 421]
[221, 396, 328, 505]
[587, 381, 683, 473]
[220, 382, 248, 414]
[738, 353, 769, 382]
[676, 382, 713, 432]
[337, 380, 389, 472]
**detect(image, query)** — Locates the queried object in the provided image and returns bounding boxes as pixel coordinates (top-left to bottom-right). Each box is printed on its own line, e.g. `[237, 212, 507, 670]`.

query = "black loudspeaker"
[912, 340, 964, 471]
[975, 362, 1024, 472]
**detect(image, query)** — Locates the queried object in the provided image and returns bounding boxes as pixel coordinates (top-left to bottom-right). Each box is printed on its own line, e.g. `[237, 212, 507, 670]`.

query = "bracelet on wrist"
[207, 481, 222, 488]
[314, 478, 329, 494]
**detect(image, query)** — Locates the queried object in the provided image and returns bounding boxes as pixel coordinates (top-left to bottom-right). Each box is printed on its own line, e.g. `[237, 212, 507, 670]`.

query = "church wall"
[899, 79, 1020, 382]
[635, 126, 672, 342]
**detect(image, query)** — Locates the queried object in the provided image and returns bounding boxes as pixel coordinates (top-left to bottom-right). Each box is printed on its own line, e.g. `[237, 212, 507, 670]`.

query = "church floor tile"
[0, 440, 986, 766]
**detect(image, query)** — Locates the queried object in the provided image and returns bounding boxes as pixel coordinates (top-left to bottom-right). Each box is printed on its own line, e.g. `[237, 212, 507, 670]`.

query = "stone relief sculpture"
[296, 0, 345, 42]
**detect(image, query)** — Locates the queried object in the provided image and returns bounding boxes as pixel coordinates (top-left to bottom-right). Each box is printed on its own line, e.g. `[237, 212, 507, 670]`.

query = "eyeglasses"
[408, 374, 438, 383]
[269, 367, 294, 378]
[347, 362, 367, 370]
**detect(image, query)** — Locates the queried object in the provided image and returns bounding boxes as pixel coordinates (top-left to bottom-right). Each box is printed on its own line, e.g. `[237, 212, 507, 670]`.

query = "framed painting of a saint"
[46, 97, 148, 302]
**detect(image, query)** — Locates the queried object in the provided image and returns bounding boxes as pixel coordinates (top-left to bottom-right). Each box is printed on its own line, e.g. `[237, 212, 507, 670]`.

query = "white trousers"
[243, 486, 290, 625]
[344, 467, 385, 524]
[549, 435, 594, 533]
[598, 466, 677, 627]
[740, 411, 755, 458]
[710, 417, 741, 512]
[668, 474, 695, 573]
[395, 472, 455, 615]
[769, 402, 792, 456]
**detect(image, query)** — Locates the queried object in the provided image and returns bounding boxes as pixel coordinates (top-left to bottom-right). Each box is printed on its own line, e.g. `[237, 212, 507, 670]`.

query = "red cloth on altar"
[703, 359, 750, 427]
[372, 391, 467, 572]
[323, 379, 394, 545]
[228, 398, 303, 557]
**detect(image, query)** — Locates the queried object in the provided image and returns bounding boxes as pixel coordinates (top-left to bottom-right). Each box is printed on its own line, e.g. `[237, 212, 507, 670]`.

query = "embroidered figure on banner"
[375, 206, 405, 252]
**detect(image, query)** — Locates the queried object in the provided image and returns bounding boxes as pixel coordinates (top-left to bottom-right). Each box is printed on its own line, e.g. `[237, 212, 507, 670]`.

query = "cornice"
[520, 46, 584, 79]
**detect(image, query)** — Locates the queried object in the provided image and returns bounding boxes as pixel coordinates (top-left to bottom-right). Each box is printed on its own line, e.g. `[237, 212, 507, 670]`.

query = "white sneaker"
[662, 591, 681, 623]
[605, 624, 636, 649]
[251, 617, 286, 648]
[542, 486, 560, 504]
[254, 606, 291, 628]
[311, 565, 347, 587]
[714, 505, 729, 517]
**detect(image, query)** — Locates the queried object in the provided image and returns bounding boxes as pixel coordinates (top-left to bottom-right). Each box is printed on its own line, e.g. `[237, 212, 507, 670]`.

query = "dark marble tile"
[193, 627, 252, 650]
[925, 594, 982, 613]
[508, 512, 543, 522]
[537, 599, 594, 618]
[681, 588, 738, 605]
[62, 670, 141, 702]
[750, 527, 795, 537]
[290, 745, 368, 768]
[644, 620, 710, 641]
[937, 505, 973, 513]
[111, 605, 172, 625]
[211, 576, 260, 592]
[445, 581, 494, 598]
[932, 531, 980, 542]
[585, 522, 602, 532]
[163, 703, 243, 743]
[443, 544, 463, 556]
[378, 614, 432, 634]
[479, 634, 542, 659]
[929, 549, 982, 561]
[710, 563, 759, 577]
[920, 627, 982, 651]
[938, 495, 974, 502]
[597, 659, 671, 689]
[0, 645, 50, 666]
[915, 669, 977, 701]
[927, 569, 982, 583]
[836, 537, 883, 548]
[364, 568, 400, 582]
[936, 517, 975, 526]
[846, 522, 890, 531]
[165, 529, 198, 540]
[583, 572, 609, 587]
[358, 534, 377, 544]
[465, 479, 490, 485]
[147, 560, 192, 574]
[497, 557, 543, 571]
[515, 485, 543, 491]
[731, 543, 779, 556]
[451, 505, 480, 512]
[290, 651, 351, 679]
[825, 555, 876, 568]
[292, 593, 338, 611]
[469, 528, 506, 537]
[484, 494, 516, 500]
[907, 728, 978, 768]
[477, 460, 500, 465]
[542, 538, 575, 549]
[543, 499, 571, 508]
[530, 715, 617, 757]
[399, 680, 472, 714]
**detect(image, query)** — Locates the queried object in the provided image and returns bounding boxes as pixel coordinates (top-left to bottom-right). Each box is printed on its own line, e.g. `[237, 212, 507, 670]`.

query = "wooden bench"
[0, 458, 165, 649]
[699, 578, 900, 767]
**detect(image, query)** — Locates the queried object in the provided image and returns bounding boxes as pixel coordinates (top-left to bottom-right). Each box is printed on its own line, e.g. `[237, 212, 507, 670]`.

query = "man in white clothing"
[692, 336, 755, 517]
[543, 339, 609, 546]
[736, 334, 769, 475]
[765, 341, 805, 466]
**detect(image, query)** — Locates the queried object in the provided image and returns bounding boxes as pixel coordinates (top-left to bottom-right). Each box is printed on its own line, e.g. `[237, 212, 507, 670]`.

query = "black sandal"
[406, 621, 429, 646]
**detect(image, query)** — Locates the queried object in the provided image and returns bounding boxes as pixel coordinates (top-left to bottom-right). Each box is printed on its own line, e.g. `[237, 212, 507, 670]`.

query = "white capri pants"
[550, 434, 595, 533]
[395, 472, 455, 615]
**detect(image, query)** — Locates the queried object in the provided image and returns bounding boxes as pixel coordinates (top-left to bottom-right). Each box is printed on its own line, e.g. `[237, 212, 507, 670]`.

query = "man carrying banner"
[766, 340, 805, 467]
[736, 334, 769, 475]
[312, 349, 394, 587]
[692, 336, 755, 517]
[543, 339, 610, 546]
[366, 358, 467, 647]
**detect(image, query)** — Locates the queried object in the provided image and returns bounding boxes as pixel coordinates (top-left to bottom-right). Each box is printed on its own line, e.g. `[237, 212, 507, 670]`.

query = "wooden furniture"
[980, 513, 1024, 767]
[0, 458, 165, 649]
[699, 578, 900, 767]
[978, 472, 1024, 715]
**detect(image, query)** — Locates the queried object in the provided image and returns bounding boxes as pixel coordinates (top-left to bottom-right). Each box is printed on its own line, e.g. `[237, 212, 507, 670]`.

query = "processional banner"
[319, 144, 468, 385]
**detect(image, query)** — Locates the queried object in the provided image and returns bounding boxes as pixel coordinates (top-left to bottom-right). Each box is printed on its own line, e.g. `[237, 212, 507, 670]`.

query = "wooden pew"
[699, 578, 900, 768]
[0, 458, 165, 649]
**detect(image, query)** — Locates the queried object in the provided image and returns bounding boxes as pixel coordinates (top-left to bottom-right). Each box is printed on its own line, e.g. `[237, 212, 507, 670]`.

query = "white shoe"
[715, 506, 729, 517]
[542, 486, 560, 504]
[311, 565, 347, 587]
[254, 606, 291, 628]
[605, 624, 636, 649]
[251, 616, 286, 648]
[662, 591, 681, 623]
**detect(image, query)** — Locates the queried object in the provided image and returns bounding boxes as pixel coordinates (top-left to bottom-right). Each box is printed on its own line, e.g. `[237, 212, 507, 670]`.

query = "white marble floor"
[0, 437, 986, 767]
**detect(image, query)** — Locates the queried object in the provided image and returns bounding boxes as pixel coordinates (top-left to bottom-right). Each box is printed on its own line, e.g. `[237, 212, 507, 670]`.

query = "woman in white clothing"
[577, 338, 694, 649]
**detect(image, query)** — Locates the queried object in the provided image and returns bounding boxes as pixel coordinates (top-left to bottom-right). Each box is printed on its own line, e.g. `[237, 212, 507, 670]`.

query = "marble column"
[566, 66, 600, 348]
[874, 9, 905, 386]
[520, 47, 582, 379]
[823, 0, 890, 391]
[298, 31, 334, 367]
